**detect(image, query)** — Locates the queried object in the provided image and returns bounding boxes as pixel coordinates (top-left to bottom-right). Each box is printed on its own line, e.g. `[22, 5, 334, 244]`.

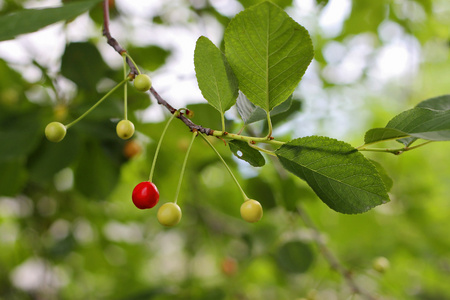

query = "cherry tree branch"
[101, 0, 293, 145]
[357, 140, 433, 155]
[103, 5, 379, 298]
[102, 0, 138, 75]
[149, 87, 214, 135]
[102, 0, 214, 135]
[102, 0, 435, 157]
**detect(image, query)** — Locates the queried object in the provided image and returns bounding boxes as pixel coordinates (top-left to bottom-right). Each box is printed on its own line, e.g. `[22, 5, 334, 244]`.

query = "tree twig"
[102, 0, 214, 135]
[102, 0, 138, 75]
[357, 140, 433, 155]
[101, 0, 288, 147]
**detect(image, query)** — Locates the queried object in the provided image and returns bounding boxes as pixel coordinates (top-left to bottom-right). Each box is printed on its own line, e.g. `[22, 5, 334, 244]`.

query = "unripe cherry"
[116, 120, 135, 140]
[134, 74, 152, 92]
[45, 122, 67, 142]
[372, 256, 390, 273]
[157, 203, 182, 227]
[132, 181, 159, 209]
[240, 199, 263, 223]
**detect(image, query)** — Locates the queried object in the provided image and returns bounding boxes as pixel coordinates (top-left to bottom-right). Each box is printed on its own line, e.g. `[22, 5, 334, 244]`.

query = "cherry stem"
[122, 52, 141, 75]
[65, 78, 129, 129]
[174, 131, 198, 204]
[149, 110, 184, 182]
[199, 133, 248, 201]
[123, 55, 128, 120]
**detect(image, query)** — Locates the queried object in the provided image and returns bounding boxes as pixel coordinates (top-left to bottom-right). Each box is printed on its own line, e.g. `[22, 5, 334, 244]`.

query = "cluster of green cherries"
[44, 57, 263, 227]
[44, 73, 151, 143]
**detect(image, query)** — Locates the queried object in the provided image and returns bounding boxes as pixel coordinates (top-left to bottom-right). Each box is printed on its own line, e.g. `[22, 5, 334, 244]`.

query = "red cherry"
[132, 181, 160, 209]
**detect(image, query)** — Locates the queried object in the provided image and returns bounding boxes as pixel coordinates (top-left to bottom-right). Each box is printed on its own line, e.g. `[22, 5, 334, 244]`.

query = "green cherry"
[116, 120, 135, 140]
[240, 199, 263, 223]
[45, 122, 66, 142]
[372, 256, 390, 273]
[134, 74, 152, 92]
[157, 203, 182, 227]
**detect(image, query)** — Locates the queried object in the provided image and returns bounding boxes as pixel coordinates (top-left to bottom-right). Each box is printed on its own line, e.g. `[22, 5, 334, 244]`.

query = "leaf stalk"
[265, 110, 273, 139]
[247, 142, 277, 157]
[356, 136, 411, 149]
[357, 141, 433, 155]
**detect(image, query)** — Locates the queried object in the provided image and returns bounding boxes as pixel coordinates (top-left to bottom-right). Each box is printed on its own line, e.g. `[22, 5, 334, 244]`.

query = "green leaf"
[394, 95, 450, 146]
[416, 94, 450, 111]
[194, 36, 239, 114]
[275, 240, 314, 274]
[363, 95, 450, 146]
[364, 127, 409, 144]
[236, 92, 292, 124]
[229, 140, 265, 167]
[275, 136, 389, 214]
[224, 1, 313, 112]
[268, 98, 302, 128]
[237, 0, 294, 9]
[0, 0, 102, 42]
[386, 108, 450, 143]
[369, 160, 393, 192]
[61, 42, 109, 90]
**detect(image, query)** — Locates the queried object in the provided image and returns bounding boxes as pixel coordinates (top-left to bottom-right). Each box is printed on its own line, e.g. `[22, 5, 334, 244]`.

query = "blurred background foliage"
[0, 0, 449, 299]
